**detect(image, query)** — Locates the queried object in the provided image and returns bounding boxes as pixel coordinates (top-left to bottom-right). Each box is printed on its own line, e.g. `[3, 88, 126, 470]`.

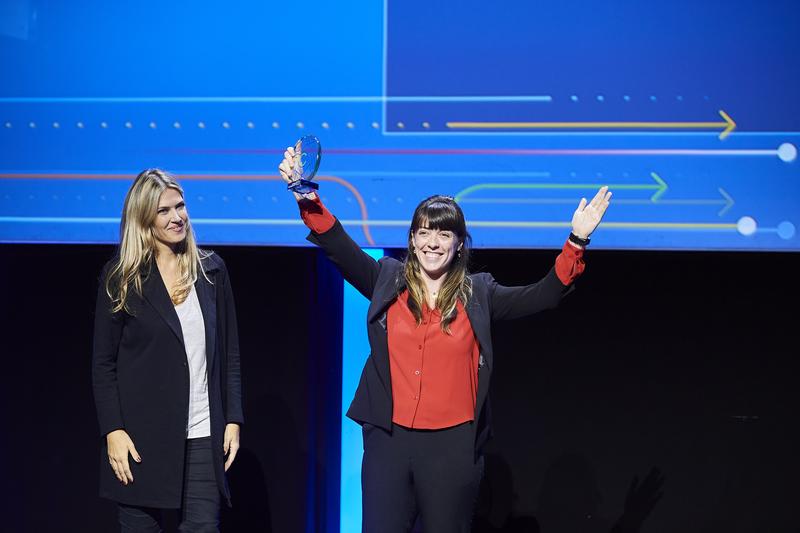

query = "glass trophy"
[287, 135, 321, 195]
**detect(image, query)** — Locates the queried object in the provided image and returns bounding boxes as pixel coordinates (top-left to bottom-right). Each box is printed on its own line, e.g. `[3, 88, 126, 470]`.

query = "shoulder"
[468, 271, 495, 287]
[199, 249, 226, 273]
[99, 254, 120, 283]
[378, 255, 402, 269]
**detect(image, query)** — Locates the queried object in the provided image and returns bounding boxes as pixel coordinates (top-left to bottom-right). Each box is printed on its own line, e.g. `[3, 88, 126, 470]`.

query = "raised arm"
[490, 186, 611, 321]
[279, 146, 381, 299]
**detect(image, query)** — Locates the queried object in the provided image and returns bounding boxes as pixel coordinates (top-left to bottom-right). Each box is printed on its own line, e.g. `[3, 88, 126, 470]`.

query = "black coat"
[308, 220, 574, 456]
[92, 252, 243, 508]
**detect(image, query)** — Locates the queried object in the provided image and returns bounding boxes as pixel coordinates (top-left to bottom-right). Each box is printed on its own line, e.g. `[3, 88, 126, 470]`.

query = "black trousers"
[361, 422, 484, 533]
[118, 437, 220, 533]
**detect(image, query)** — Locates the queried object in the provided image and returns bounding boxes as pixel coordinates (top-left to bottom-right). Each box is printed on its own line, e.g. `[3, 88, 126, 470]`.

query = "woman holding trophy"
[279, 140, 611, 532]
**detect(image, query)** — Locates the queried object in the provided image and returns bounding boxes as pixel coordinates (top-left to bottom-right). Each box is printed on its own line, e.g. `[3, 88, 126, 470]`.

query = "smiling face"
[412, 226, 462, 279]
[407, 195, 469, 281]
[151, 187, 188, 250]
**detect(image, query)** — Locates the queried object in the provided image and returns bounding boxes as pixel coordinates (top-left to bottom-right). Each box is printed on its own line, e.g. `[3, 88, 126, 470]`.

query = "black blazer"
[92, 252, 243, 508]
[308, 220, 574, 455]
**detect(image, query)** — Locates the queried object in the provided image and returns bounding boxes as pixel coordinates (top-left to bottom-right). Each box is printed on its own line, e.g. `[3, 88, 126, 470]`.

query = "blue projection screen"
[1, 0, 798, 250]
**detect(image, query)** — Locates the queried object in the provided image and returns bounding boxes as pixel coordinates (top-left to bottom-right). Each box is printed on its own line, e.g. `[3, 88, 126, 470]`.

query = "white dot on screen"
[777, 143, 797, 162]
[737, 216, 757, 236]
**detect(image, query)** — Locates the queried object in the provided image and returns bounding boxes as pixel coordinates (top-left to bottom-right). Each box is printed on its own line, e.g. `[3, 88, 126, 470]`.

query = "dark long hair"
[402, 195, 473, 333]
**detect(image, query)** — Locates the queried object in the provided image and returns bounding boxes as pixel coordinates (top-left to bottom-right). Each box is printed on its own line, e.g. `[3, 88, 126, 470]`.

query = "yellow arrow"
[447, 110, 737, 140]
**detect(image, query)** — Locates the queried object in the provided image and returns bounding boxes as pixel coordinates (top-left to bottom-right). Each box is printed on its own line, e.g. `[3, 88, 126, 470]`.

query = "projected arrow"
[446, 110, 737, 140]
[455, 172, 669, 203]
[457, 176, 735, 216]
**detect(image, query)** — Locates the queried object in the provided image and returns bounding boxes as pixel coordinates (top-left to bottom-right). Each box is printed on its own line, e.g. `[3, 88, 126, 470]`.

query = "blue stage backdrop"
[1, 0, 798, 250]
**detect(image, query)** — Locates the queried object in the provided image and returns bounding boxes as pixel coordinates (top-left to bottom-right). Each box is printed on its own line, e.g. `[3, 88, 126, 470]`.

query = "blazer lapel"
[367, 271, 405, 324]
[464, 287, 492, 371]
[142, 262, 185, 347]
[195, 256, 218, 371]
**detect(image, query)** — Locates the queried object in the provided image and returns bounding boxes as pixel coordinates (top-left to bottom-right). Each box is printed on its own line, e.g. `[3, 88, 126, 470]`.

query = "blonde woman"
[92, 169, 243, 532]
[279, 147, 611, 532]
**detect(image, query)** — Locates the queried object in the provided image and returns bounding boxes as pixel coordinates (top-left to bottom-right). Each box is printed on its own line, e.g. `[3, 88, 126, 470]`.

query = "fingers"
[278, 146, 296, 183]
[121, 456, 134, 484]
[109, 458, 124, 484]
[108, 453, 133, 485]
[596, 190, 612, 216]
[575, 197, 587, 213]
[128, 441, 142, 464]
[589, 186, 608, 208]
[224, 443, 239, 472]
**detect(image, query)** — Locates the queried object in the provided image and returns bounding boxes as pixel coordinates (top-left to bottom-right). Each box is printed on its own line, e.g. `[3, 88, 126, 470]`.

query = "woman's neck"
[420, 270, 446, 305]
[155, 245, 179, 271]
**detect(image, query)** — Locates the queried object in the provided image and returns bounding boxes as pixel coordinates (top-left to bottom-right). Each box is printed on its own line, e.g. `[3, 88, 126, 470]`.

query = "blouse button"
[418, 344, 423, 350]
[414, 370, 420, 375]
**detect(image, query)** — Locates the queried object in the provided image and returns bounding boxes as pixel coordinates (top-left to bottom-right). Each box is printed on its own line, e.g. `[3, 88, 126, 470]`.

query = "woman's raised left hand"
[571, 186, 612, 239]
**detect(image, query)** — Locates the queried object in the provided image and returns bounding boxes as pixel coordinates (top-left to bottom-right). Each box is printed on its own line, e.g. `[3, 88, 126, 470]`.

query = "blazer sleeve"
[91, 263, 126, 437]
[485, 267, 575, 322]
[306, 218, 381, 301]
[220, 260, 244, 425]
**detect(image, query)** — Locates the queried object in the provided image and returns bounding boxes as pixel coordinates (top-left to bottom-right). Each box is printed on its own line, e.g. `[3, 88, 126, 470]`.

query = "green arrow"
[454, 172, 668, 202]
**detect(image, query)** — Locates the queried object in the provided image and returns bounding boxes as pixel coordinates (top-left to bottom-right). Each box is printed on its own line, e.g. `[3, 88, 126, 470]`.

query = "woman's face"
[412, 226, 462, 279]
[152, 188, 188, 249]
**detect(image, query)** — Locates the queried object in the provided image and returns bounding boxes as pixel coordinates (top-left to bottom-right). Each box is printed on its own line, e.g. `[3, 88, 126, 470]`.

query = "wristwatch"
[568, 232, 590, 247]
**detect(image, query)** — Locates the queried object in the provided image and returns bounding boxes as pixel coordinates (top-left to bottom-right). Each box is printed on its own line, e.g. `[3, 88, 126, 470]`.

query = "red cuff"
[299, 196, 336, 234]
[555, 239, 586, 285]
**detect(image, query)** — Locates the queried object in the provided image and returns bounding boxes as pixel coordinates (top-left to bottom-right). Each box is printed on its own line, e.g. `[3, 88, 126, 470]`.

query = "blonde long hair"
[105, 169, 207, 313]
[402, 195, 472, 333]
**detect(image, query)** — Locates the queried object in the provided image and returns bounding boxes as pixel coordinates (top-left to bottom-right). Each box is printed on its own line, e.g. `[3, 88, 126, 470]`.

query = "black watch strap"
[569, 232, 590, 247]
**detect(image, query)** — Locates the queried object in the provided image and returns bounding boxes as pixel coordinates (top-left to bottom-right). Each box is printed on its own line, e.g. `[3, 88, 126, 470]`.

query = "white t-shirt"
[174, 285, 211, 439]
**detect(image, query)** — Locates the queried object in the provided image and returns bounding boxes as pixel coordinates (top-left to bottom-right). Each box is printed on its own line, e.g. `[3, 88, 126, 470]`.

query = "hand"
[106, 429, 141, 485]
[612, 467, 665, 532]
[279, 146, 317, 202]
[571, 186, 612, 239]
[223, 423, 241, 472]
